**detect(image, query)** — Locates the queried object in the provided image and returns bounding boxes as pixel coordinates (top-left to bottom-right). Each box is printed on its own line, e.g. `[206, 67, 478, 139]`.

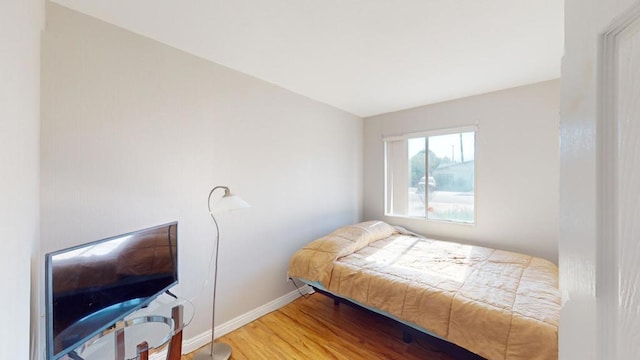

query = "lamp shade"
[211, 192, 251, 214]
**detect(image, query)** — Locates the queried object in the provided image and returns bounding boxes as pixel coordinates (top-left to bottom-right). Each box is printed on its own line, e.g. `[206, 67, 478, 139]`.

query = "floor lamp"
[193, 186, 250, 360]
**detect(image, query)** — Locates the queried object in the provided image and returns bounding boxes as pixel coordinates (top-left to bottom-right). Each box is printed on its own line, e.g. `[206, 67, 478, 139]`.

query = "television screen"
[45, 222, 178, 360]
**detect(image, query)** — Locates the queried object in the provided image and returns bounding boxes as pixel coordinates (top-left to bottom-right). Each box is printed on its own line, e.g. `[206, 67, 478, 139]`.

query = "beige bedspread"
[288, 221, 559, 360]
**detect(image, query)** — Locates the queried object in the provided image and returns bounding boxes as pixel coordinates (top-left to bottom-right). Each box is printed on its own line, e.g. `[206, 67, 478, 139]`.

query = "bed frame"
[310, 285, 485, 360]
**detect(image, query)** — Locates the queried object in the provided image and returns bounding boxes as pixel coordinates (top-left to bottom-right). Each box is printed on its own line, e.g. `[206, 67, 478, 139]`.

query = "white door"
[600, 4, 640, 358]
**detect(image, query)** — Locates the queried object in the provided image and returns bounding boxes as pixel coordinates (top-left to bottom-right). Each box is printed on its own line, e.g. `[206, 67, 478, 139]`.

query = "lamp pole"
[193, 186, 249, 360]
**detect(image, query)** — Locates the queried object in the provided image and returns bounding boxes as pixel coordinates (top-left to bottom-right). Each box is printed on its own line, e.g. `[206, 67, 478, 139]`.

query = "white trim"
[382, 125, 478, 142]
[149, 349, 169, 360]
[598, 2, 640, 358]
[383, 141, 389, 215]
[150, 285, 314, 358]
[382, 135, 405, 142]
[598, 20, 619, 360]
[384, 213, 476, 226]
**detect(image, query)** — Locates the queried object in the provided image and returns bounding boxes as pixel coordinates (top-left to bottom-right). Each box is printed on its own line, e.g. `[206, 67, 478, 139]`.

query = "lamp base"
[192, 342, 232, 360]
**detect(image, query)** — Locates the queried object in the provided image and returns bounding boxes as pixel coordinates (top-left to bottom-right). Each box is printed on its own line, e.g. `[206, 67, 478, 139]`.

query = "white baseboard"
[150, 284, 313, 358]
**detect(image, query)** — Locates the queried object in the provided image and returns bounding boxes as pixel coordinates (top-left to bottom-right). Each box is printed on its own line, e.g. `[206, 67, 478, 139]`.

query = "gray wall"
[363, 80, 560, 262]
[41, 3, 362, 354]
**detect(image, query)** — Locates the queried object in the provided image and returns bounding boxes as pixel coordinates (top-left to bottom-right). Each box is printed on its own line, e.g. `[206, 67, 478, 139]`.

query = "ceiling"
[50, 0, 564, 117]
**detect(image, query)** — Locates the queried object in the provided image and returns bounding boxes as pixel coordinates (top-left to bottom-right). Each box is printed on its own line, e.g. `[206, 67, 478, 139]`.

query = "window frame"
[383, 125, 477, 224]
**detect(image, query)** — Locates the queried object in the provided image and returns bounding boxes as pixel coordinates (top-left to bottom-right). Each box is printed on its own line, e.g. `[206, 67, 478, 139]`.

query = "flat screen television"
[45, 222, 178, 360]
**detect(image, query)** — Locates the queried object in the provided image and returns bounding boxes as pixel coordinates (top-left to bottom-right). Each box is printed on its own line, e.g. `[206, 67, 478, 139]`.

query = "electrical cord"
[289, 277, 311, 299]
[67, 351, 84, 360]
[187, 230, 217, 306]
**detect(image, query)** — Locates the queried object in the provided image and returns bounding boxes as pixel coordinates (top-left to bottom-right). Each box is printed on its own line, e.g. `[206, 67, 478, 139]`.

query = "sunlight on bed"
[363, 235, 477, 283]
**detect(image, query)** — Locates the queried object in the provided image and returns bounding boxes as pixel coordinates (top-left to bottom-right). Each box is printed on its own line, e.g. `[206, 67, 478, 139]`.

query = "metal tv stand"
[67, 295, 194, 360]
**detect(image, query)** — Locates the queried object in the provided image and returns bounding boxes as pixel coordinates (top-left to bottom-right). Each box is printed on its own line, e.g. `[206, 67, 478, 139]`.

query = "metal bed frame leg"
[402, 329, 413, 343]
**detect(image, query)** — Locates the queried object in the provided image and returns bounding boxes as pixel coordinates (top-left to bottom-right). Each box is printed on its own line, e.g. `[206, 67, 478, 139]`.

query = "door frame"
[598, 2, 640, 358]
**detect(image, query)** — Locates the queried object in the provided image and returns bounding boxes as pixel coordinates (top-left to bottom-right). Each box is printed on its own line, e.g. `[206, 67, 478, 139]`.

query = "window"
[384, 127, 476, 223]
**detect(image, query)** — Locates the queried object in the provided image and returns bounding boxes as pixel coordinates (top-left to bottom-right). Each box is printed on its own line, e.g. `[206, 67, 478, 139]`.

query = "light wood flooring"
[182, 292, 483, 360]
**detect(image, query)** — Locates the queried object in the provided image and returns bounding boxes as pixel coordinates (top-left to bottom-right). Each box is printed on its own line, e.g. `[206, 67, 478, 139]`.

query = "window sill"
[383, 213, 476, 227]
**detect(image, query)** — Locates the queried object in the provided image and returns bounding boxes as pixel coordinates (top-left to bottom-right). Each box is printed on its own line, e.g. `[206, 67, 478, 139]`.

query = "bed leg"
[402, 329, 413, 343]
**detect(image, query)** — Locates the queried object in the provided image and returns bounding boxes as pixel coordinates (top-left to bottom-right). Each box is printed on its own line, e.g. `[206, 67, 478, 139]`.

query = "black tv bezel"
[44, 221, 179, 360]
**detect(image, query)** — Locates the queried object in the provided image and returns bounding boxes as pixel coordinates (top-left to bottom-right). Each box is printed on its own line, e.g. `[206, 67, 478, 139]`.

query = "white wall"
[364, 80, 560, 262]
[0, 0, 43, 358]
[41, 2, 362, 354]
[560, 0, 639, 358]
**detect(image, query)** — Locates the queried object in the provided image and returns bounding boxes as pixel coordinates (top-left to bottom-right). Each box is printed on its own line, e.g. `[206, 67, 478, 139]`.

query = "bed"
[288, 221, 559, 360]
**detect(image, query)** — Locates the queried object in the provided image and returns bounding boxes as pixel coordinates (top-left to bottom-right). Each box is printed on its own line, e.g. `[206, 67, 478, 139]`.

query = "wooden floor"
[182, 293, 483, 360]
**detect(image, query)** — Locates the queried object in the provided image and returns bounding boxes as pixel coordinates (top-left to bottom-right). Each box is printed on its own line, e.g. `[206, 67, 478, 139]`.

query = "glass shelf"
[65, 294, 194, 360]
